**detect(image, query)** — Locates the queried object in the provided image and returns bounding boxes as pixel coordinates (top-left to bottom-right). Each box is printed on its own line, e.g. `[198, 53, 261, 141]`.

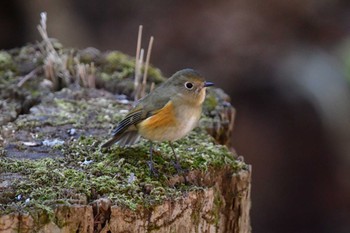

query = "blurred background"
[1, 1, 350, 232]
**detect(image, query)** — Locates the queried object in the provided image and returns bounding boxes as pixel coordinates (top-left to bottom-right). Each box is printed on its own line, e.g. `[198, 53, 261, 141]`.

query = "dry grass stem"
[134, 25, 143, 100]
[134, 25, 155, 100]
[134, 49, 144, 101]
[150, 82, 155, 93]
[17, 67, 41, 87]
[37, 12, 70, 88]
[140, 36, 154, 98]
[134, 26, 143, 89]
[75, 58, 96, 88]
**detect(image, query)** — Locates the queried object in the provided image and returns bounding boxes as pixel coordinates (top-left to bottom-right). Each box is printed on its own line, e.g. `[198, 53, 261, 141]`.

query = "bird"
[101, 68, 214, 175]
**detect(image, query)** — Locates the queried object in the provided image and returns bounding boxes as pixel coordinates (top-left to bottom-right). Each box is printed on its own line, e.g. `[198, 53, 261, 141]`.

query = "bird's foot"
[171, 160, 188, 175]
[147, 160, 159, 177]
[171, 160, 189, 184]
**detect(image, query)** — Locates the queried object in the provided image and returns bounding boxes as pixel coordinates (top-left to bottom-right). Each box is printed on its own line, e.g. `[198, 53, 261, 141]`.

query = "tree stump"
[0, 168, 251, 233]
[0, 44, 251, 233]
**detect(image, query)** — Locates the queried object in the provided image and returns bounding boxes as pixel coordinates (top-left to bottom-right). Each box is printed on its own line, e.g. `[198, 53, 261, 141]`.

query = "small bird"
[102, 68, 214, 174]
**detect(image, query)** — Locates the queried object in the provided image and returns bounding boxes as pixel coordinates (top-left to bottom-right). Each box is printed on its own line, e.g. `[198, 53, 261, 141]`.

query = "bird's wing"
[101, 84, 175, 148]
[111, 106, 144, 136]
[111, 94, 171, 136]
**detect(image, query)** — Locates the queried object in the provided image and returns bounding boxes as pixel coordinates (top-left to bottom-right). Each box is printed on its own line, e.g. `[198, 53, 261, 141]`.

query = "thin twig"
[17, 67, 41, 87]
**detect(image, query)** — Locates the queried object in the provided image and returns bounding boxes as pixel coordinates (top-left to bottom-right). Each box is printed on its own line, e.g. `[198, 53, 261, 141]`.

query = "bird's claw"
[147, 160, 159, 177]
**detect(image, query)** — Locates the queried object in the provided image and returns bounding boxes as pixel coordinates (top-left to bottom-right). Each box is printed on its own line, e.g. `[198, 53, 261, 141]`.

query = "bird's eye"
[185, 82, 194, 89]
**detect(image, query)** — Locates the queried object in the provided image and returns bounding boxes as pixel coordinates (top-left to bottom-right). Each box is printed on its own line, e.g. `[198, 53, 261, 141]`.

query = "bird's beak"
[204, 81, 214, 87]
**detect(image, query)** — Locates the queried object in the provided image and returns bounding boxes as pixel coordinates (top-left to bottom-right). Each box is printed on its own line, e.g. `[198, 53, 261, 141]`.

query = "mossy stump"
[104, 168, 251, 233]
[0, 44, 251, 232]
[1, 168, 251, 233]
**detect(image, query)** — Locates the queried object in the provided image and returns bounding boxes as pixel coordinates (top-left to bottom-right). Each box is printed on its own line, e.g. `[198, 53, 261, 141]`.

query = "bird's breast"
[137, 101, 201, 142]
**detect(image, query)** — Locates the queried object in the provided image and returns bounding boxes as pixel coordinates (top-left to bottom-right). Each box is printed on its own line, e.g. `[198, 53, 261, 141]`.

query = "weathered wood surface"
[0, 168, 251, 233]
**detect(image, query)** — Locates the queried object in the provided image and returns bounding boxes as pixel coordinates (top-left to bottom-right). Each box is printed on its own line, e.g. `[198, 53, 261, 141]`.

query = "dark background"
[2, 1, 350, 232]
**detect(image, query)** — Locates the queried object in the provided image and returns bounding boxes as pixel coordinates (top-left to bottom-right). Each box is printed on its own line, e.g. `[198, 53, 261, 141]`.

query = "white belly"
[161, 113, 199, 142]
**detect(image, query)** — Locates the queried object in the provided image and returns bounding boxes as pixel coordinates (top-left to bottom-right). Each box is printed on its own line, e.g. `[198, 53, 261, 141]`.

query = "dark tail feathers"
[101, 131, 141, 148]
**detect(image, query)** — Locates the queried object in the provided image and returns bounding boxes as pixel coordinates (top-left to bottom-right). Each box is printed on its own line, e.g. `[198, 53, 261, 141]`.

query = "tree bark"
[0, 167, 251, 233]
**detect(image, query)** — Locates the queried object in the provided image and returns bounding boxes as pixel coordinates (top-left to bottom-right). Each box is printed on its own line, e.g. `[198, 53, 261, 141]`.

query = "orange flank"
[137, 101, 178, 141]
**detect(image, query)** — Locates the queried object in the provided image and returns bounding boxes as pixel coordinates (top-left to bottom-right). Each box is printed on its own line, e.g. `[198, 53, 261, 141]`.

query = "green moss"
[213, 188, 223, 226]
[103, 51, 164, 83]
[190, 195, 202, 228]
[15, 95, 124, 130]
[203, 90, 219, 113]
[143, 66, 164, 84]
[151, 128, 239, 171]
[99, 72, 113, 82]
[0, 42, 244, 221]
[1, 125, 244, 215]
[104, 51, 134, 74]
[0, 87, 245, 215]
[0, 51, 15, 71]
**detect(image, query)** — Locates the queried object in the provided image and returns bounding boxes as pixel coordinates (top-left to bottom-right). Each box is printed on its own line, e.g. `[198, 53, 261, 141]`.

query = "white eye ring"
[185, 82, 194, 90]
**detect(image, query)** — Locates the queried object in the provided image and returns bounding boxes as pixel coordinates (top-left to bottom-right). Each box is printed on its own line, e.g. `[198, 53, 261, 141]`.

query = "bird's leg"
[169, 141, 186, 174]
[147, 141, 158, 176]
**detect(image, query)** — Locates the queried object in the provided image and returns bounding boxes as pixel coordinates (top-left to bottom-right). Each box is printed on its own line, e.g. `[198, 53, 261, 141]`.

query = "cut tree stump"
[0, 43, 251, 233]
[0, 168, 251, 233]
[102, 169, 252, 233]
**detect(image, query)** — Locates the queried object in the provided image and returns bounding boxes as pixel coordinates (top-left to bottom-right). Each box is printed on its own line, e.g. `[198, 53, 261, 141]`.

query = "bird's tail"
[101, 130, 141, 148]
